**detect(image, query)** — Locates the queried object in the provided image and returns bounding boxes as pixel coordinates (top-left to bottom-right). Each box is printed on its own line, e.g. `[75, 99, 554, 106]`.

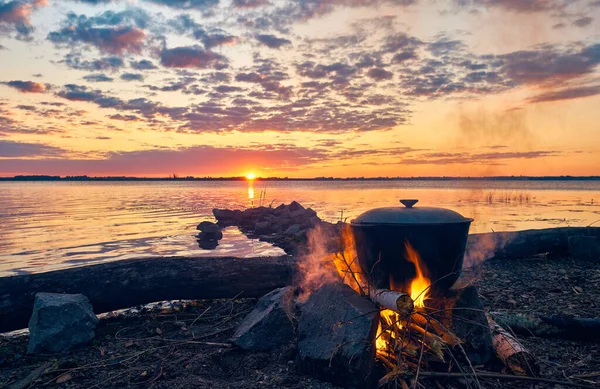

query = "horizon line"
[1, 175, 599, 181]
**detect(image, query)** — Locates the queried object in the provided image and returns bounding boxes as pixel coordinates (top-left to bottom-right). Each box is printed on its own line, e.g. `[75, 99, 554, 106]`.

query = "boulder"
[197, 230, 223, 241]
[298, 283, 379, 388]
[254, 221, 271, 234]
[288, 201, 305, 212]
[197, 221, 220, 233]
[198, 240, 219, 250]
[230, 287, 296, 351]
[213, 209, 242, 226]
[568, 236, 600, 260]
[284, 224, 301, 235]
[28, 293, 98, 354]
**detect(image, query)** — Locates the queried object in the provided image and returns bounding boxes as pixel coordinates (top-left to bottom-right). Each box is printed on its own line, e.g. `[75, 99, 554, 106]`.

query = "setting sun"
[246, 173, 256, 180]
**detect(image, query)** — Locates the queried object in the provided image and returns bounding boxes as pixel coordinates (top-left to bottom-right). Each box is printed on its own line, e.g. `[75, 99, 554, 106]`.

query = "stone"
[297, 283, 378, 388]
[284, 224, 301, 235]
[213, 209, 242, 226]
[568, 236, 600, 260]
[450, 286, 494, 365]
[305, 208, 317, 218]
[230, 287, 295, 351]
[197, 230, 223, 241]
[198, 240, 219, 250]
[196, 221, 220, 233]
[28, 293, 98, 354]
[254, 221, 271, 234]
[288, 201, 305, 212]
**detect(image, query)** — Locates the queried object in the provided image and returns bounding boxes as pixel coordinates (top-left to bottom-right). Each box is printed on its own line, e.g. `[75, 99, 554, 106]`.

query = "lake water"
[1, 180, 599, 276]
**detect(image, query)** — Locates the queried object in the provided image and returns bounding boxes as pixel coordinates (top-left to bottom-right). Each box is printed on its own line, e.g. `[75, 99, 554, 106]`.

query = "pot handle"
[400, 199, 418, 208]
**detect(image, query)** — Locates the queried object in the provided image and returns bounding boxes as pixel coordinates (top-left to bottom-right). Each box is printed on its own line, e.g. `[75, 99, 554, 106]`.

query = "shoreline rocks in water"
[196, 221, 223, 249]
[208, 201, 342, 255]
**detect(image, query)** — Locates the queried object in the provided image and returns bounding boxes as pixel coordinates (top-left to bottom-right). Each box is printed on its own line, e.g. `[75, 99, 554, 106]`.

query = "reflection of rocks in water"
[196, 221, 222, 250]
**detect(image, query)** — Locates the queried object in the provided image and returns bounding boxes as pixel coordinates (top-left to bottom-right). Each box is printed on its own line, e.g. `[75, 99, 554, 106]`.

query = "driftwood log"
[0, 255, 297, 333]
[465, 227, 600, 265]
[490, 312, 600, 341]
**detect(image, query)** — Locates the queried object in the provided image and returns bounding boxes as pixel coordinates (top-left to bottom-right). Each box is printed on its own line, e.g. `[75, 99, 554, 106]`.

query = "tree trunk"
[0, 255, 297, 333]
[487, 315, 539, 376]
[490, 312, 600, 341]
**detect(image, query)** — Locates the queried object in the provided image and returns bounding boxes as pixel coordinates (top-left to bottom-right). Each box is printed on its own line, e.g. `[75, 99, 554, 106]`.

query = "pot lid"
[351, 199, 472, 225]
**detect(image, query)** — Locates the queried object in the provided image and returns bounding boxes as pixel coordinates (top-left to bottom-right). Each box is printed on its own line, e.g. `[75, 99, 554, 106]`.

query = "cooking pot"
[350, 200, 473, 297]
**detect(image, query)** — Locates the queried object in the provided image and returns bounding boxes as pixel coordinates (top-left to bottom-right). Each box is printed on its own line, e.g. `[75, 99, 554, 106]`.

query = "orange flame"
[330, 223, 365, 294]
[404, 241, 431, 308]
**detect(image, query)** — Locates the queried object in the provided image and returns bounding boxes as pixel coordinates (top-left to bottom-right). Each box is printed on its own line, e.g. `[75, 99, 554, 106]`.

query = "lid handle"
[400, 199, 418, 208]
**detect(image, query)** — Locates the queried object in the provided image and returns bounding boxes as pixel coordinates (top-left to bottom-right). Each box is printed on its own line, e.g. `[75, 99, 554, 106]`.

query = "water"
[1, 180, 599, 276]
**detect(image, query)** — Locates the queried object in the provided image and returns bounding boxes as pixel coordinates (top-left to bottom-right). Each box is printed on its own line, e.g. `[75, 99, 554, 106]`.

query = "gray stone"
[197, 221, 220, 233]
[197, 230, 223, 241]
[284, 224, 301, 235]
[231, 287, 295, 351]
[298, 283, 378, 388]
[28, 293, 98, 354]
[288, 201, 305, 212]
[254, 221, 271, 234]
[568, 236, 600, 260]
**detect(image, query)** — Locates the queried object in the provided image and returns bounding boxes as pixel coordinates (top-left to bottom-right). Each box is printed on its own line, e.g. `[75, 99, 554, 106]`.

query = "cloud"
[1, 80, 47, 93]
[120, 73, 144, 81]
[232, 0, 268, 8]
[55, 84, 103, 102]
[256, 34, 291, 48]
[62, 55, 125, 72]
[142, 0, 219, 10]
[48, 12, 146, 55]
[83, 73, 114, 82]
[160, 46, 228, 69]
[130, 59, 157, 70]
[527, 84, 600, 103]
[454, 0, 567, 12]
[0, 0, 47, 40]
[168, 14, 237, 49]
[400, 150, 562, 165]
[0, 140, 66, 158]
[367, 67, 393, 81]
[573, 16, 593, 27]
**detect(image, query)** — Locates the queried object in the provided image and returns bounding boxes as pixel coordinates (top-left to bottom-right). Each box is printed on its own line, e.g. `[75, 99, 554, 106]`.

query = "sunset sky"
[0, 0, 599, 177]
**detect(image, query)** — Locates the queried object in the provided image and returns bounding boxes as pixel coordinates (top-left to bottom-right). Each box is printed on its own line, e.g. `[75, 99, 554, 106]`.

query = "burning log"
[369, 289, 414, 316]
[487, 315, 540, 377]
[411, 312, 462, 348]
[0, 255, 297, 333]
[489, 312, 600, 341]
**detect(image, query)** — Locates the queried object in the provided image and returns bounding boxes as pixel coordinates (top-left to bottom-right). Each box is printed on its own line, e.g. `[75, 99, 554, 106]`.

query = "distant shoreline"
[1, 175, 599, 182]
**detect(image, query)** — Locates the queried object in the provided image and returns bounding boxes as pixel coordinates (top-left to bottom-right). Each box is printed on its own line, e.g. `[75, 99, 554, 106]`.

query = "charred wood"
[0, 255, 297, 333]
[369, 289, 414, 316]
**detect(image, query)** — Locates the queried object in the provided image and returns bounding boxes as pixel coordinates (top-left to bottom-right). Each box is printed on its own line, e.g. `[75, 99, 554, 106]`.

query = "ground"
[0, 255, 599, 389]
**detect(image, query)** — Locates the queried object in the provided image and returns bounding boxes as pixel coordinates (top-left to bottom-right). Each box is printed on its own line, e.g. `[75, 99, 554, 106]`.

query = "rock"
[255, 221, 271, 234]
[308, 216, 321, 227]
[568, 236, 600, 260]
[298, 283, 378, 388]
[231, 287, 296, 351]
[285, 224, 301, 235]
[276, 207, 292, 219]
[290, 209, 307, 219]
[213, 209, 242, 226]
[305, 208, 317, 218]
[288, 201, 305, 212]
[28, 293, 98, 354]
[198, 240, 219, 250]
[196, 221, 220, 233]
[197, 230, 223, 241]
[450, 286, 494, 365]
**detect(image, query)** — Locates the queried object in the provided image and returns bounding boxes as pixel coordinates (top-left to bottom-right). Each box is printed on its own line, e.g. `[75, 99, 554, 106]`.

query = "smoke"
[295, 224, 341, 301]
[463, 231, 510, 268]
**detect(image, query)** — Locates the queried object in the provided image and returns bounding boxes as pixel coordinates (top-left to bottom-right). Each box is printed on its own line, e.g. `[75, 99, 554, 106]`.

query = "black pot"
[350, 200, 473, 297]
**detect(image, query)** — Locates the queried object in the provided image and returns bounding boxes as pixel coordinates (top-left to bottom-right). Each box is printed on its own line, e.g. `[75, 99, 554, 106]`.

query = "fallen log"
[490, 312, 600, 341]
[487, 315, 539, 376]
[465, 227, 600, 265]
[369, 289, 414, 316]
[0, 255, 297, 333]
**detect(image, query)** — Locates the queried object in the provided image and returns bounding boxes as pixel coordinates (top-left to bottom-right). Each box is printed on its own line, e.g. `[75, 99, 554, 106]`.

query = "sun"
[246, 172, 256, 180]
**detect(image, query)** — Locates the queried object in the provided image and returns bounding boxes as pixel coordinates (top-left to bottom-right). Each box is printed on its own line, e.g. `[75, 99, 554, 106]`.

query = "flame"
[330, 223, 365, 294]
[404, 241, 431, 308]
[376, 309, 398, 351]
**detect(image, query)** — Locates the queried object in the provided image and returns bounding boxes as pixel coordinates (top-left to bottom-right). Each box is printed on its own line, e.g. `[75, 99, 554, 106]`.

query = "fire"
[376, 309, 399, 352]
[404, 241, 431, 308]
[330, 223, 366, 294]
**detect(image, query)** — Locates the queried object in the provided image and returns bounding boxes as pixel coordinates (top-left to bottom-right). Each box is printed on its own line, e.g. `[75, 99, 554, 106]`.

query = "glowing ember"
[404, 241, 431, 308]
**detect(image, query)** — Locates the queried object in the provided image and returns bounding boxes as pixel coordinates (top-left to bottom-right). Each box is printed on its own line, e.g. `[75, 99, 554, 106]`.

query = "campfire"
[300, 200, 540, 388]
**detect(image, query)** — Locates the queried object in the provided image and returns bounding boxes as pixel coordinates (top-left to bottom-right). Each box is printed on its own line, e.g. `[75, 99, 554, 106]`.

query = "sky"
[0, 0, 599, 178]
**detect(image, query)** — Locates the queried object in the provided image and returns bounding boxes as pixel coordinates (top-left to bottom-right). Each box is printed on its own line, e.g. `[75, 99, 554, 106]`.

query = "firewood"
[490, 312, 600, 341]
[487, 315, 540, 376]
[411, 312, 462, 347]
[369, 289, 414, 315]
[0, 255, 297, 333]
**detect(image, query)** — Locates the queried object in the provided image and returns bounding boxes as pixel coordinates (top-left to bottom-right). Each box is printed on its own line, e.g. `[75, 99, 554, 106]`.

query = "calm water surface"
[1, 180, 599, 276]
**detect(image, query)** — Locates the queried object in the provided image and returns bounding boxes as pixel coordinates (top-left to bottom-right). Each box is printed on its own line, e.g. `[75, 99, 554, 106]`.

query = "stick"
[487, 315, 539, 376]
[8, 362, 52, 389]
[370, 289, 414, 316]
[490, 311, 600, 341]
[416, 372, 597, 389]
[411, 312, 462, 347]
